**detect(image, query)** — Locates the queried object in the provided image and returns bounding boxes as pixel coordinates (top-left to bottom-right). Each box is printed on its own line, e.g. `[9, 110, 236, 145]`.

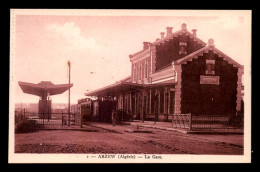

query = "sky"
[13, 10, 251, 104]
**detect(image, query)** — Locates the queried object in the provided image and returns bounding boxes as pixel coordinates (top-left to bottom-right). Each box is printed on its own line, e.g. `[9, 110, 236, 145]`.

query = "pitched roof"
[175, 45, 243, 69]
[129, 49, 149, 58]
[150, 63, 174, 78]
[129, 28, 207, 59]
[120, 76, 131, 82]
[152, 30, 206, 46]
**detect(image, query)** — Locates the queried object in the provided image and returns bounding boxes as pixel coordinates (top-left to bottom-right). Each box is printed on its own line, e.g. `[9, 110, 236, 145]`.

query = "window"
[160, 91, 164, 113]
[147, 60, 149, 78]
[141, 62, 143, 80]
[133, 65, 135, 81]
[139, 62, 142, 80]
[179, 42, 187, 55]
[145, 59, 148, 78]
[169, 91, 174, 114]
[206, 59, 215, 75]
[151, 90, 155, 114]
[136, 65, 138, 81]
[133, 64, 137, 82]
[145, 60, 147, 78]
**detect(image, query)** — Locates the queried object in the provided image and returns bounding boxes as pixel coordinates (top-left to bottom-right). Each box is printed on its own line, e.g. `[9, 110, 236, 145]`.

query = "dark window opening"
[160, 91, 164, 113]
[206, 59, 215, 75]
[179, 42, 187, 55]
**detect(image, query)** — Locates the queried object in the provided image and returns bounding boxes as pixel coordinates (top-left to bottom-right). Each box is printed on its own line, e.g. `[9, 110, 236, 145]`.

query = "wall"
[155, 34, 204, 71]
[132, 57, 151, 84]
[181, 50, 238, 116]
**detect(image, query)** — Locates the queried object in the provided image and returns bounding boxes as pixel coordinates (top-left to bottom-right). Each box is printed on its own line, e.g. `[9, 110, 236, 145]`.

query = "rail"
[172, 113, 243, 130]
[15, 111, 81, 127]
[172, 113, 192, 129]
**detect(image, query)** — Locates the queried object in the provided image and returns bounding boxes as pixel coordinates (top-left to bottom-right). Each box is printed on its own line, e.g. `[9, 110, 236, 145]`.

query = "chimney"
[160, 32, 165, 39]
[143, 42, 150, 50]
[192, 29, 197, 37]
[181, 23, 187, 31]
[166, 27, 173, 37]
[208, 38, 214, 47]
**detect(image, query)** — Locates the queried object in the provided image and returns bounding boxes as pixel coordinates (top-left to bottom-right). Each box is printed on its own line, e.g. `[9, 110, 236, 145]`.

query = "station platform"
[83, 120, 244, 135]
[37, 120, 244, 135]
[125, 120, 244, 135]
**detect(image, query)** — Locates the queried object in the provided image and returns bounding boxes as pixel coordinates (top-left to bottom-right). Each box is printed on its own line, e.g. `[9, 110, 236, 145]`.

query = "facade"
[85, 23, 244, 122]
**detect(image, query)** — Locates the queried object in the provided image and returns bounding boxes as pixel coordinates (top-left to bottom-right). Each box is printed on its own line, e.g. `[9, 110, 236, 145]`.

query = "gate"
[172, 113, 192, 129]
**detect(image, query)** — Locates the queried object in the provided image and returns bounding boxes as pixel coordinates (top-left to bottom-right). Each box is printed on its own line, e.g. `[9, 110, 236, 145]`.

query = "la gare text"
[96, 154, 162, 159]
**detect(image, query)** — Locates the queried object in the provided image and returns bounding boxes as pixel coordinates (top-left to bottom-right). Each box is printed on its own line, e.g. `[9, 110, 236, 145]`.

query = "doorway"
[200, 85, 220, 116]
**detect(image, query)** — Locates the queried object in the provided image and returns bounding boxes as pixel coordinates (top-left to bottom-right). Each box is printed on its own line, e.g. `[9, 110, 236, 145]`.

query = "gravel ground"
[15, 130, 179, 154]
[15, 124, 243, 154]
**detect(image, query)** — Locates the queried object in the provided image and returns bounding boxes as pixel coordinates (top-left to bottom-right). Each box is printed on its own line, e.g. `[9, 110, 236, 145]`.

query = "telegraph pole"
[68, 60, 71, 127]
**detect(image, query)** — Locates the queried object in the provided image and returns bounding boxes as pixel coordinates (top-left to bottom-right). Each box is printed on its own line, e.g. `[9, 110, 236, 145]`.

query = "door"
[201, 85, 219, 116]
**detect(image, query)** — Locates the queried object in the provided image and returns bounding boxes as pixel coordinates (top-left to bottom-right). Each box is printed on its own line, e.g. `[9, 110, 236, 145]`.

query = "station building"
[85, 23, 244, 122]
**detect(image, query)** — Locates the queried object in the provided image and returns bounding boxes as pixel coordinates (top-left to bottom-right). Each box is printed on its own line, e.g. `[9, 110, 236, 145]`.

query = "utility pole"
[68, 60, 71, 127]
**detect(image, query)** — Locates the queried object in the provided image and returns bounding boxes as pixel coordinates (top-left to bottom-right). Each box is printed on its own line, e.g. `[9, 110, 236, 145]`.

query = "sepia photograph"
[8, 9, 251, 163]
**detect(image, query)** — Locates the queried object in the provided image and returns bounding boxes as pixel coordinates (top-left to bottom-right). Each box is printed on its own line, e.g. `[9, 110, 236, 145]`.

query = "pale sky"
[13, 10, 251, 104]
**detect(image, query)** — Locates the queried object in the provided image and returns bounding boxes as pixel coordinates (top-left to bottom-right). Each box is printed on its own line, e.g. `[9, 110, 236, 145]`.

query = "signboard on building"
[200, 75, 220, 85]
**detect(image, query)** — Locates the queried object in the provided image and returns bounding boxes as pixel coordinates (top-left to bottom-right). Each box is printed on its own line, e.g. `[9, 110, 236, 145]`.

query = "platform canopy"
[85, 81, 144, 97]
[84, 81, 175, 97]
[18, 81, 73, 97]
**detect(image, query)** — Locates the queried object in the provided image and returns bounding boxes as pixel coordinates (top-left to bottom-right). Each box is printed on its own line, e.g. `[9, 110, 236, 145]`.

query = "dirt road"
[15, 124, 243, 154]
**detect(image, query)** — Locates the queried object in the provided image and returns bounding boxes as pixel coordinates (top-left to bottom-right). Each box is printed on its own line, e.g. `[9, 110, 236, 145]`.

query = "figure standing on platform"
[112, 109, 117, 126]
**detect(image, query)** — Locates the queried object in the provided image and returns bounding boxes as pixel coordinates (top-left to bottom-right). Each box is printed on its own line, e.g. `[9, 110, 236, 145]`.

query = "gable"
[175, 42, 243, 69]
[155, 30, 206, 71]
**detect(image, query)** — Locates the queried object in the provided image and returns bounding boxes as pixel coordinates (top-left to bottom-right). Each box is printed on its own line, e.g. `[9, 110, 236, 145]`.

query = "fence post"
[189, 113, 192, 130]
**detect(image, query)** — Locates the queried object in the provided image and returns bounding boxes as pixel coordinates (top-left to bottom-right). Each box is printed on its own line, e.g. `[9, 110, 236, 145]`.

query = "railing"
[15, 111, 81, 127]
[191, 116, 235, 129]
[172, 113, 243, 130]
[172, 113, 192, 129]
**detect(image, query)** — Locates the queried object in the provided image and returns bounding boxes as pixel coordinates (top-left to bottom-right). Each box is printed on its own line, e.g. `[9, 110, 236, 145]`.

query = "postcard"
[9, 9, 251, 163]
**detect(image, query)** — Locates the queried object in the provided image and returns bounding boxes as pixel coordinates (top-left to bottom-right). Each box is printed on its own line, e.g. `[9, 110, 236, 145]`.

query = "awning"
[85, 81, 144, 97]
[84, 81, 175, 97]
[18, 81, 73, 97]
